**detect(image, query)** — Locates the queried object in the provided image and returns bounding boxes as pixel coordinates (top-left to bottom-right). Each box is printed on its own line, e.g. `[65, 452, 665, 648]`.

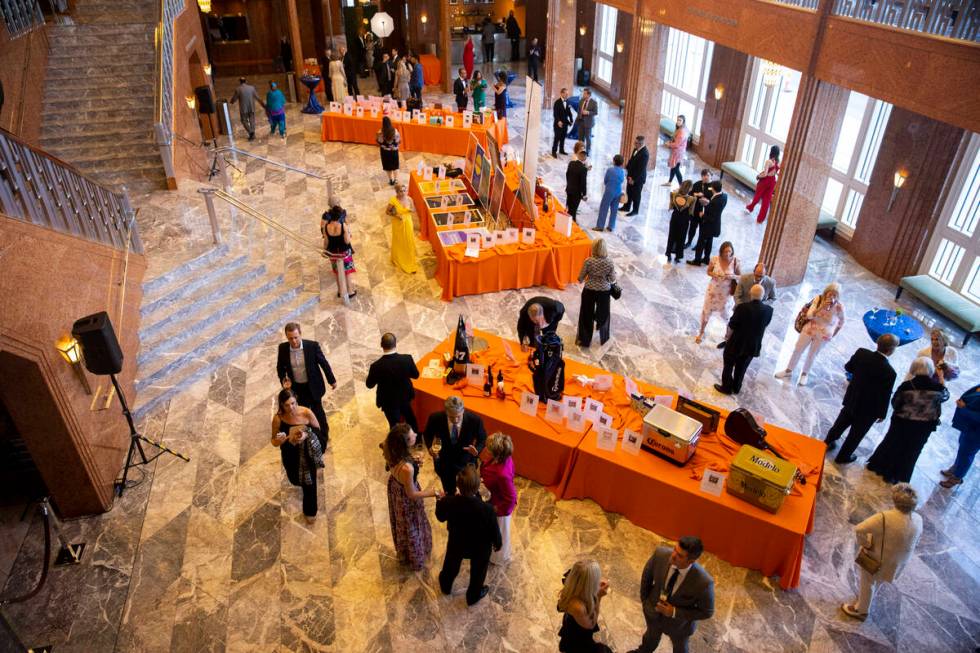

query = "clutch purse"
[610, 283, 622, 300]
[855, 514, 885, 575]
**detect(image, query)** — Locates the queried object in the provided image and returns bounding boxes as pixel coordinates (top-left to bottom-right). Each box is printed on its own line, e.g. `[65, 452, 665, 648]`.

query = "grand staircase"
[39, 0, 165, 192]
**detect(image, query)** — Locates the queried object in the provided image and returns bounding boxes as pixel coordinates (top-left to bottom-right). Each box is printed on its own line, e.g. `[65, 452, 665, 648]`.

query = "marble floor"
[1, 63, 978, 652]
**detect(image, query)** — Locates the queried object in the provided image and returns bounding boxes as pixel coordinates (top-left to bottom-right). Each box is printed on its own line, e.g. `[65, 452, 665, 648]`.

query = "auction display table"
[409, 171, 591, 301]
[412, 330, 825, 589]
[321, 110, 508, 157]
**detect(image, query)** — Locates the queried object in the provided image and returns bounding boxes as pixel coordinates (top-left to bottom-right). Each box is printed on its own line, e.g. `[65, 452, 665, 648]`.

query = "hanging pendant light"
[197, 0, 211, 14]
[762, 60, 782, 88]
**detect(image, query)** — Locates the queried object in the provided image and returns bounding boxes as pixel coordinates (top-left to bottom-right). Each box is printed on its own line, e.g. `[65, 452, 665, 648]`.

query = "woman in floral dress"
[695, 240, 740, 344]
[382, 423, 442, 570]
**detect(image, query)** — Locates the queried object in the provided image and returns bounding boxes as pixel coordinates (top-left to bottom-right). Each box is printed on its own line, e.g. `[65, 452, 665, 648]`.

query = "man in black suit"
[436, 465, 502, 606]
[628, 536, 715, 653]
[423, 396, 487, 495]
[552, 88, 573, 157]
[687, 168, 711, 248]
[714, 285, 773, 395]
[453, 68, 469, 112]
[276, 322, 336, 445]
[375, 52, 393, 97]
[620, 135, 650, 216]
[689, 180, 726, 265]
[366, 332, 420, 432]
[340, 45, 360, 97]
[565, 149, 589, 222]
[517, 296, 565, 351]
[527, 37, 542, 82]
[825, 334, 898, 463]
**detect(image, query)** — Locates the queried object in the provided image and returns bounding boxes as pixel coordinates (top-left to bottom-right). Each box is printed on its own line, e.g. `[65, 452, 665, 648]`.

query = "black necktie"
[451, 424, 459, 444]
[664, 568, 680, 600]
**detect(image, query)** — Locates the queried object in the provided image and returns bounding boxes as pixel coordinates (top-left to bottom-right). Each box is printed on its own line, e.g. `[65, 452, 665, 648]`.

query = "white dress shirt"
[289, 341, 308, 384]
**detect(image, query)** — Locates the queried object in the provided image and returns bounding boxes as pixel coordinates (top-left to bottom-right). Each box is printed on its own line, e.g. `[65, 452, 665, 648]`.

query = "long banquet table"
[412, 330, 825, 589]
[321, 111, 508, 157]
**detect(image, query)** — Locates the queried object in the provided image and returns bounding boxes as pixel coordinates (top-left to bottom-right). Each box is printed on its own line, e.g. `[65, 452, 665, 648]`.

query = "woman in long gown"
[387, 183, 419, 273]
[746, 145, 780, 224]
[328, 54, 347, 103]
[382, 423, 441, 570]
[695, 240, 740, 343]
[463, 36, 475, 80]
[394, 59, 410, 101]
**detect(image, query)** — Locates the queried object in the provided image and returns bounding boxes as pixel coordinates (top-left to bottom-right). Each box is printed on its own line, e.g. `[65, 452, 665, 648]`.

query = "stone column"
[285, 0, 305, 77]
[845, 108, 967, 283]
[759, 77, 849, 286]
[619, 19, 668, 162]
[696, 44, 752, 169]
[440, 0, 452, 93]
[544, 0, 577, 103]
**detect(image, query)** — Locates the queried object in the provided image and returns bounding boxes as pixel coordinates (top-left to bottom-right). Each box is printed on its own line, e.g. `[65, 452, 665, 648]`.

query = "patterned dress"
[387, 460, 432, 570]
[701, 255, 740, 324]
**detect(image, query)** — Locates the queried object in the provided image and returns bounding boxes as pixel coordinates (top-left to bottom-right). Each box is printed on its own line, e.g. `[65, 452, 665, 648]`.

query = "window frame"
[659, 28, 714, 141]
[593, 4, 619, 87]
[737, 59, 801, 172]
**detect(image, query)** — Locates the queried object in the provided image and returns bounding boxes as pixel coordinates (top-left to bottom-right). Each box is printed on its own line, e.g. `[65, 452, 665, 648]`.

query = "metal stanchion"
[198, 188, 222, 244]
[221, 103, 238, 165]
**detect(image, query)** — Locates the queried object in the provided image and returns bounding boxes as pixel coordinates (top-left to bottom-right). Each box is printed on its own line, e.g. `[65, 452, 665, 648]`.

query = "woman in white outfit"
[695, 240, 740, 344]
[776, 282, 845, 386]
[328, 53, 347, 103]
[842, 483, 922, 620]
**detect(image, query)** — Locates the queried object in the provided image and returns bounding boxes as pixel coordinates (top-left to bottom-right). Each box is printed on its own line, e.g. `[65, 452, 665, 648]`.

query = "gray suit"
[734, 273, 776, 305]
[575, 96, 599, 154]
[229, 82, 259, 138]
[638, 546, 715, 653]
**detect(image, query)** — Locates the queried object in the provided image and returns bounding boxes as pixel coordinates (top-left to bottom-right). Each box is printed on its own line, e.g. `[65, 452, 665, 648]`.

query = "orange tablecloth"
[409, 171, 592, 300]
[419, 54, 442, 86]
[413, 330, 825, 590]
[321, 112, 507, 157]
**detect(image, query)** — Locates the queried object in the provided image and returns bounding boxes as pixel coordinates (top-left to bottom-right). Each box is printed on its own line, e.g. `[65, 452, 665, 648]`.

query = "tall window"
[660, 28, 714, 140]
[593, 4, 618, 86]
[738, 60, 801, 171]
[819, 91, 892, 234]
[921, 133, 980, 304]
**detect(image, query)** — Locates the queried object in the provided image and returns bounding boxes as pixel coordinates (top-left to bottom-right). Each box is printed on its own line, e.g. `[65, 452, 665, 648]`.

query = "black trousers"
[347, 76, 360, 98]
[621, 180, 645, 213]
[694, 233, 714, 264]
[410, 85, 422, 102]
[381, 402, 419, 434]
[291, 382, 329, 446]
[721, 350, 753, 394]
[435, 459, 460, 495]
[281, 445, 318, 517]
[665, 219, 689, 261]
[483, 43, 494, 63]
[529, 59, 539, 81]
[439, 542, 491, 603]
[552, 124, 568, 156]
[639, 618, 690, 653]
[668, 164, 684, 185]
[566, 192, 583, 221]
[686, 214, 702, 246]
[826, 406, 878, 460]
[510, 37, 520, 60]
[577, 287, 611, 346]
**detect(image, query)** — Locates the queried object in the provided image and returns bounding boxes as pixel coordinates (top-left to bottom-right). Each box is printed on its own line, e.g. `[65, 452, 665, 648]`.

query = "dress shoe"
[841, 603, 867, 621]
[939, 476, 963, 488]
[716, 341, 726, 349]
[605, 227, 613, 232]
[835, 454, 857, 464]
[626, 212, 639, 216]
[619, 206, 629, 212]
[713, 383, 732, 395]
[940, 467, 955, 477]
[560, 150, 568, 155]
[467, 586, 490, 606]
[797, 372, 809, 386]
[825, 440, 838, 452]
[686, 259, 702, 266]
[774, 369, 792, 379]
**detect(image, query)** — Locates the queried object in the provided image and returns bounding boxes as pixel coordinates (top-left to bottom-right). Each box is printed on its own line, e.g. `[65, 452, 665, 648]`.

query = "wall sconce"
[56, 335, 91, 395]
[196, 0, 211, 14]
[762, 60, 782, 88]
[713, 84, 724, 101]
[420, 13, 428, 24]
[203, 63, 212, 76]
[888, 170, 908, 211]
[615, 41, 624, 53]
[579, 25, 587, 36]
[185, 95, 196, 110]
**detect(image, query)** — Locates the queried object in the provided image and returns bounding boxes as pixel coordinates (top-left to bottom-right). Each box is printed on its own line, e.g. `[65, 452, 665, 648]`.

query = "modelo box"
[725, 445, 797, 513]
[641, 404, 701, 465]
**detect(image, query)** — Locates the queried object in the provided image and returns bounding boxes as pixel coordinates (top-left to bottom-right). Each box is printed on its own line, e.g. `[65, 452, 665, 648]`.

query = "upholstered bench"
[895, 275, 980, 346]
[659, 118, 676, 140]
[719, 161, 758, 192]
[816, 210, 839, 237]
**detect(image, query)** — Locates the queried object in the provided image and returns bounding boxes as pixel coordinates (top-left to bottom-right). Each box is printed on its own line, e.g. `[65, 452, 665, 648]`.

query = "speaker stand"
[111, 374, 190, 497]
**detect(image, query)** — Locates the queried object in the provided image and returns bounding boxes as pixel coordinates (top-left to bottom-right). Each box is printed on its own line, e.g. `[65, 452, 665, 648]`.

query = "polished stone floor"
[1, 63, 978, 652]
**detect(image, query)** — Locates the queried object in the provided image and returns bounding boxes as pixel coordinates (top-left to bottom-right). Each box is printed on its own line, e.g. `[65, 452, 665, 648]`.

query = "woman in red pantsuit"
[463, 36, 475, 81]
[747, 145, 780, 224]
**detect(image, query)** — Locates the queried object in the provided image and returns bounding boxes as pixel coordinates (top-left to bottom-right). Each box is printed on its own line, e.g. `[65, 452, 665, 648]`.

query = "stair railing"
[0, 0, 44, 39]
[0, 128, 143, 253]
[153, 0, 183, 185]
[208, 144, 335, 198]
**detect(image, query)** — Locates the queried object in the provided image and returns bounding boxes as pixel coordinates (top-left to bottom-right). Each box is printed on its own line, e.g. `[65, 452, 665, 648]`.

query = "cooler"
[641, 404, 701, 466]
[726, 445, 797, 514]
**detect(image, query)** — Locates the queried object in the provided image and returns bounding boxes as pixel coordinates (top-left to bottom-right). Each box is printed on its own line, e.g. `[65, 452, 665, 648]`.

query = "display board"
[512, 173, 537, 223]
[489, 165, 506, 225]
[521, 76, 543, 187]
[463, 133, 479, 181]
[486, 132, 502, 172]
[476, 154, 492, 209]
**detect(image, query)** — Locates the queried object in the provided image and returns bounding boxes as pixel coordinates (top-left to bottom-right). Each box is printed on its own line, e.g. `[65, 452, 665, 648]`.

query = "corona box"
[726, 445, 797, 513]
[641, 404, 701, 465]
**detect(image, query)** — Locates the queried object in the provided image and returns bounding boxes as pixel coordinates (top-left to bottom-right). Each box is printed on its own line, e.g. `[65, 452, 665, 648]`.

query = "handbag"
[610, 283, 622, 300]
[855, 514, 885, 575]
[794, 297, 816, 333]
[728, 278, 738, 296]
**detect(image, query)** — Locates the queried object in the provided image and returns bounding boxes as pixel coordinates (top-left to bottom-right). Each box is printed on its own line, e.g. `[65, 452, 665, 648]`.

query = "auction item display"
[641, 404, 702, 465]
[726, 445, 798, 514]
[675, 396, 721, 435]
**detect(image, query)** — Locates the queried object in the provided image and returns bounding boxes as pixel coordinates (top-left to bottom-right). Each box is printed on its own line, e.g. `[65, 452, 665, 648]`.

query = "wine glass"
[431, 437, 443, 457]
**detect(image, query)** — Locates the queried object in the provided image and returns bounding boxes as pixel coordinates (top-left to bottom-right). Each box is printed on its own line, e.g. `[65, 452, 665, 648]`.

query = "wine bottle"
[496, 369, 505, 399]
[483, 365, 493, 397]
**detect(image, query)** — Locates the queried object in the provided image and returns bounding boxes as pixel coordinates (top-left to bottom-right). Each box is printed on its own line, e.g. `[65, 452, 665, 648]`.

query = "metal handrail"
[153, 0, 164, 127]
[211, 146, 333, 181]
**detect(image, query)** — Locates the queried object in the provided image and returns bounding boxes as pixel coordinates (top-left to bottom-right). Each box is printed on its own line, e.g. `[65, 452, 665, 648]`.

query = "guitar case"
[724, 408, 767, 448]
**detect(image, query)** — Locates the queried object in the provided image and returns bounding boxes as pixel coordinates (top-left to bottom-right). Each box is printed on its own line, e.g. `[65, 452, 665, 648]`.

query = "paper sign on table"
[343, 103, 353, 116]
[463, 211, 472, 225]
[356, 95, 366, 103]
[445, 115, 455, 127]
[584, 398, 604, 422]
[482, 232, 496, 249]
[563, 396, 583, 414]
[355, 106, 364, 118]
[520, 391, 539, 416]
[521, 227, 536, 244]
[622, 429, 643, 455]
[597, 412, 613, 428]
[464, 233, 481, 258]
[417, 112, 428, 125]
[545, 399, 565, 424]
[502, 341, 515, 361]
[462, 111, 473, 128]
[504, 228, 519, 244]
[567, 408, 587, 432]
[653, 395, 674, 409]
[593, 374, 613, 392]
[596, 426, 618, 451]
[370, 107, 379, 118]
[440, 195, 449, 209]
[328, 101, 341, 113]
[423, 166, 434, 181]
[412, 109, 420, 121]
[554, 212, 573, 238]
[465, 363, 485, 388]
[438, 166, 446, 180]
[624, 377, 640, 398]
[416, 161, 424, 177]
[700, 470, 726, 497]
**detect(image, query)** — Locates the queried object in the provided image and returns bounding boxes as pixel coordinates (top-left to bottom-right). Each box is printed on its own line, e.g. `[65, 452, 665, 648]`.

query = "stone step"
[48, 41, 153, 59]
[46, 51, 154, 67]
[90, 169, 167, 193]
[50, 25, 154, 44]
[138, 270, 286, 367]
[42, 84, 152, 100]
[132, 291, 319, 420]
[140, 253, 251, 320]
[43, 143, 159, 167]
[46, 64, 155, 81]
[40, 107, 155, 125]
[70, 11, 158, 25]
[40, 127, 154, 148]
[43, 95, 154, 114]
[142, 243, 231, 296]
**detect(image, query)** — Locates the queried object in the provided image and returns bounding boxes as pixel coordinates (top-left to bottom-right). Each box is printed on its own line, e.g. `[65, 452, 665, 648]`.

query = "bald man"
[715, 284, 773, 395]
[516, 296, 565, 351]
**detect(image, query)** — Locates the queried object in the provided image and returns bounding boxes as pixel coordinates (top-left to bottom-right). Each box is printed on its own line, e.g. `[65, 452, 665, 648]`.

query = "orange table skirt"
[419, 54, 442, 86]
[408, 172, 591, 301]
[321, 112, 507, 157]
[413, 329, 824, 589]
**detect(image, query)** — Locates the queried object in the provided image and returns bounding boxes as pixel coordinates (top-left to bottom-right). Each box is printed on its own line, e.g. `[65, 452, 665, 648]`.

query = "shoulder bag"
[610, 283, 622, 300]
[794, 297, 817, 333]
[855, 514, 885, 575]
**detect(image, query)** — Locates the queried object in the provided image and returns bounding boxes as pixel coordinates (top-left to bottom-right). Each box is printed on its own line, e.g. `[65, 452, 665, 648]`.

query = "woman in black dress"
[666, 180, 694, 263]
[867, 357, 949, 483]
[270, 389, 324, 524]
[557, 559, 612, 652]
[376, 116, 401, 185]
[493, 72, 508, 120]
[323, 203, 356, 299]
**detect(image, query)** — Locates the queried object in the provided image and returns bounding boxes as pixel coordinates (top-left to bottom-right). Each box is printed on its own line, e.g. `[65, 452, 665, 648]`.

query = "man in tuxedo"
[714, 285, 773, 395]
[686, 168, 711, 248]
[565, 149, 589, 222]
[453, 68, 469, 112]
[552, 88, 573, 157]
[527, 37, 542, 82]
[620, 135, 650, 216]
[423, 396, 487, 495]
[276, 322, 336, 445]
[365, 332, 420, 432]
[825, 334, 898, 463]
[689, 180, 726, 265]
[574, 89, 598, 155]
[375, 52, 393, 97]
[340, 45, 360, 97]
[517, 296, 565, 351]
[628, 536, 715, 653]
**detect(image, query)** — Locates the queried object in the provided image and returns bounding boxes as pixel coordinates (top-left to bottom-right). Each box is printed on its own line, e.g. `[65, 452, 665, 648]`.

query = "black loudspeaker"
[72, 311, 123, 376]
[576, 69, 591, 87]
[194, 85, 216, 114]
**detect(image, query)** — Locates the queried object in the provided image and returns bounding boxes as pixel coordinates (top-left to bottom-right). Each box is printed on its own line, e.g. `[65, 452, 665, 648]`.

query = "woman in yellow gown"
[387, 183, 419, 273]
